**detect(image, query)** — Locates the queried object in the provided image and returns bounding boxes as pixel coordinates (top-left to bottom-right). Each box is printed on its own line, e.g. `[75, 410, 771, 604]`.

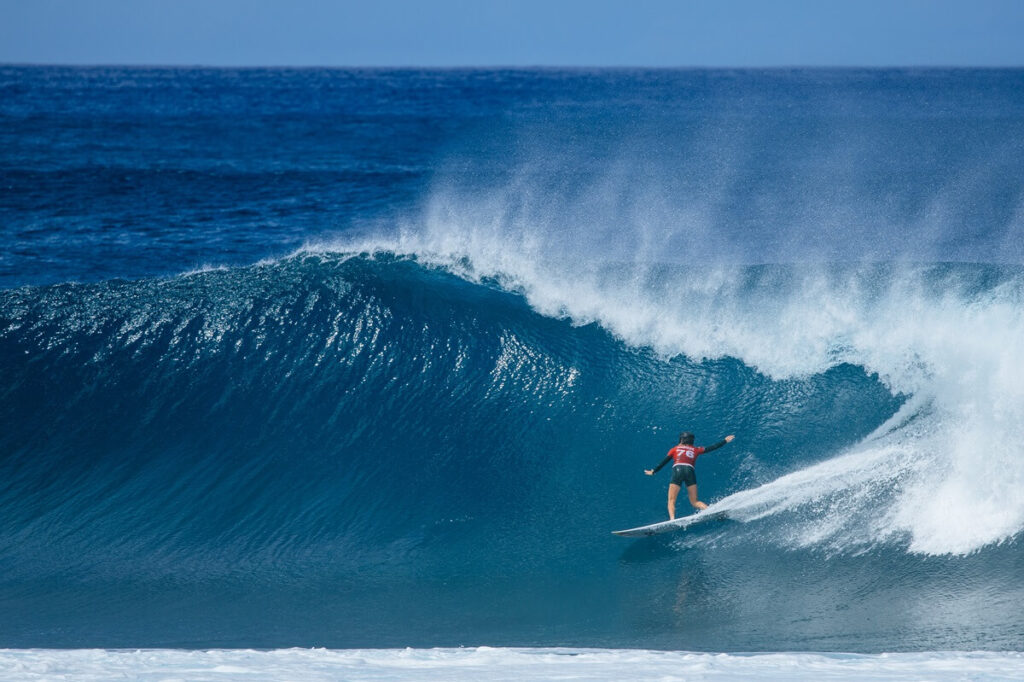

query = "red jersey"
[667, 444, 705, 468]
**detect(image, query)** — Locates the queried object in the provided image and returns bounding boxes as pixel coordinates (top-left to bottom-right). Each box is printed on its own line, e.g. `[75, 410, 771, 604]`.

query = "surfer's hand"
[644, 469, 654, 476]
[725, 434, 735, 442]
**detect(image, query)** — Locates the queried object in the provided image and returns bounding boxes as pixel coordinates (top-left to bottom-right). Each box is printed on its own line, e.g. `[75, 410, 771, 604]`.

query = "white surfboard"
[612, 509, 729, 537]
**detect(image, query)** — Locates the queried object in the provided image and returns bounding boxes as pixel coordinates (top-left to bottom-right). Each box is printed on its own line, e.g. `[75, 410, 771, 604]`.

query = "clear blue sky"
[1, 0, 1022, 67]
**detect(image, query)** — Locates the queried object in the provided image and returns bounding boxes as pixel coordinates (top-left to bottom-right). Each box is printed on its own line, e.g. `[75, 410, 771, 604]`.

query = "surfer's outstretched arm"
[701, 434, 736, 454]
[645, 455, 672, 476]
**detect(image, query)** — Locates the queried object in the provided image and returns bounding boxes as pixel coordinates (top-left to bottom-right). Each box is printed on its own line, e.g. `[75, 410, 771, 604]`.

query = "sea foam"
[1, 647, 1022, 681]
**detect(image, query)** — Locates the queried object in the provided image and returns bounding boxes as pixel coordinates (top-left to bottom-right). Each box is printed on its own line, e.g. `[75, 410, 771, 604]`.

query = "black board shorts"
[670, 464, 697, 487]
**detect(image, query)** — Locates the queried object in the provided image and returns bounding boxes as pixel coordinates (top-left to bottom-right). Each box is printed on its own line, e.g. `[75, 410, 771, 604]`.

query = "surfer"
[645, 431, 735, 519]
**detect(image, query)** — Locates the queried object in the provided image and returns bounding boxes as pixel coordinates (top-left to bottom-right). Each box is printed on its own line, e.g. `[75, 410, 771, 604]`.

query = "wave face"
[1, 253, 1022, 650]
[2, 67, 1024, 651]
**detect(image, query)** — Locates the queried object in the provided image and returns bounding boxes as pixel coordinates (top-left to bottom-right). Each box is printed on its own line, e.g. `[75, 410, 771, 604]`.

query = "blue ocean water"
[1, 66, 1023, 652]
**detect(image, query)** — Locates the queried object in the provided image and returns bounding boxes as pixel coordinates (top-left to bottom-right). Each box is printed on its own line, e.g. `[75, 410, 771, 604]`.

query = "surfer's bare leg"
[687, 484, 708, 511]
[667, 483, 681, 520]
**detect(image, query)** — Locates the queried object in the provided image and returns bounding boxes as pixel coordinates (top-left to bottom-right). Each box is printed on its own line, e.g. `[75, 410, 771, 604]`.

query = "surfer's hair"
[678, 432, 694, 445]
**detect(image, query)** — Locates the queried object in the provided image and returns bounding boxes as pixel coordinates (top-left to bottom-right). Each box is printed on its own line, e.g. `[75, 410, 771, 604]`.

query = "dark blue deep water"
[1, 66, 1023, 651]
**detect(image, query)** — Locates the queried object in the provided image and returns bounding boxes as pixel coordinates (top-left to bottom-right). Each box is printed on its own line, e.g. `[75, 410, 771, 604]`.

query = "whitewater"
[2, 66, 1023, 678]
[2, 648, 1023, 681]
